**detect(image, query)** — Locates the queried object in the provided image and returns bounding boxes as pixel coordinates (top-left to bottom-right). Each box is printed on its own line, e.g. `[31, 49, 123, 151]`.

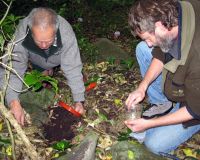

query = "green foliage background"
[0, 0, 135, 61]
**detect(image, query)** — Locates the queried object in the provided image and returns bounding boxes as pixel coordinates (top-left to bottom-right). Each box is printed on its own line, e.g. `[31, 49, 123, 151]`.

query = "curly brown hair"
[128, 0, 179, 36]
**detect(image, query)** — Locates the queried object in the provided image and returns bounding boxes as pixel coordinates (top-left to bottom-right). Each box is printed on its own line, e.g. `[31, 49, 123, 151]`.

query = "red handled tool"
[58, 101, 81, 117]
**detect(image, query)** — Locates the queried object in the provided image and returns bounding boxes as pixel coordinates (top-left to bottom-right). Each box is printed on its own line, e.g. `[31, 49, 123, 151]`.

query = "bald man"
[0, 8, 85, 125]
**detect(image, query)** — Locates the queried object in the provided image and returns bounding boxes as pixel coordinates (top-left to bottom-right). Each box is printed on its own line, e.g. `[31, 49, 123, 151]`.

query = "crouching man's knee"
[144, 138, 172, 155]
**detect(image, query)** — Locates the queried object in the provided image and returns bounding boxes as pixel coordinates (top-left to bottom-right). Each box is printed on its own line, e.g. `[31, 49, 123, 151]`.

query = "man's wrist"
[138, 81, 148, 93]
[10, 99, 20, 107]
[75, 101, 84, 105]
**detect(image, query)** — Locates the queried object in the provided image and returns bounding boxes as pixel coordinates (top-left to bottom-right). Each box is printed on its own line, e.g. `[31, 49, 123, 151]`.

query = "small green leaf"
[98, 113, 108, 121]
[114, 99, 122, 106]
[196, 149, 200, 154]
[32, 82, 43, 91]
[183, 148, 197, 159]
[107, 56, 116, 65]
[0, 136, 11, 145]
[52, 153, 60, 158]
[6, 145, 12, 156]
[24, 73, 39, 86]
[52, 140, 72, 151]
[120, 59, 134, 69]
[117, 128, 132, 141]
[128, 150, 135, 160]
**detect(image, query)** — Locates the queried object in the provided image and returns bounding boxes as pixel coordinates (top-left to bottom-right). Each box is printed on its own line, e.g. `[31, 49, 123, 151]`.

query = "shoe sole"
[142, 106, 173, 119]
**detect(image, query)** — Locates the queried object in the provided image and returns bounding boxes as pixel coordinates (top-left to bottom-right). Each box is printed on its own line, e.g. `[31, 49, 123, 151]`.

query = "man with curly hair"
[125, 0, 200, 154]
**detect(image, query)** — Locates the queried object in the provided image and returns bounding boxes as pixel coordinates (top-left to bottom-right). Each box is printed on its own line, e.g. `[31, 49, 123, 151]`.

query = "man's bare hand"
[74, 102, 85, 115]
[125, 88, 145, 110]
[10, 100, 25, 126]
[124, 118, 150, 132]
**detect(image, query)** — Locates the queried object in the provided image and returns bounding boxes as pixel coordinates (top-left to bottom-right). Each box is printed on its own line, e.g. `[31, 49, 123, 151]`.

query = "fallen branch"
[0, 103, 41, 160]
[90, 126, 117, 140]
[5, 118, 16, 160]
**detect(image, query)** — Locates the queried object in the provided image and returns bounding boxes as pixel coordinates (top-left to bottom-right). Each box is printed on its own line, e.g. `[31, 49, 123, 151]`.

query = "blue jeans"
[135, 41, 200, 154]
[136, 41, 169, 104]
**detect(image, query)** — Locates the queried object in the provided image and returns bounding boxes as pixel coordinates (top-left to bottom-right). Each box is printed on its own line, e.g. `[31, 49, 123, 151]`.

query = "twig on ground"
[5, 118, 16, 160]
[90, 126, 117, 140]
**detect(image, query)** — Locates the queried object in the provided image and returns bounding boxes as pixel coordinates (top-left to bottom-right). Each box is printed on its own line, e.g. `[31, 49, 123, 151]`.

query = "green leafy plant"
[0, 136, 10, 145]
[52, 140, 73, 151]
[78, 37, 99, 62]
[24, 70, 58, 93]
[120, 59, 135, 70]
[72, 23, 99, 62]
[1, 14, 23, 39]
[107, 56, 116, 65]
[117, 128, 132, 141]
[0, 11, 22, 56]
[0, 136, 12, 157]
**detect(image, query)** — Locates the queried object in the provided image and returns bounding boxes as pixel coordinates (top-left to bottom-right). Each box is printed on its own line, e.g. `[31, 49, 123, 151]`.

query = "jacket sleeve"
[60, 18, 85, 102]
[2, 18, 28, 105]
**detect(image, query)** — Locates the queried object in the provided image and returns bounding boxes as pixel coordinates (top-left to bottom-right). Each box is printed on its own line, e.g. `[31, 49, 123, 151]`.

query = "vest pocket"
[164, 72, 185, 102]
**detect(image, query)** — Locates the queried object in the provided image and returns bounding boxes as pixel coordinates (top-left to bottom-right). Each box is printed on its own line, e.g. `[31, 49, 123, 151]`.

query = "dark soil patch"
[43, 106, 80, 142]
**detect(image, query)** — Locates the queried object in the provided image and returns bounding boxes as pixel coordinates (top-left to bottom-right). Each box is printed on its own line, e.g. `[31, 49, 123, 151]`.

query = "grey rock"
[111, 141, 167, 160]
[57, 131, 99, 160]
[94, 38, 132, 61]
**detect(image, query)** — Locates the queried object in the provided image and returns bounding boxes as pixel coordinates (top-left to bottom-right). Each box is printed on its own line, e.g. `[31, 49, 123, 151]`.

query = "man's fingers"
[124, 120, 136, 132]
[126, 89, 145, 109]
[133, 97, 141, 106]
[20, 115, 25, 126]
[124, 119, 135, 125]
[126, 95, 136, 108]
[75, 105, 85, 115]
[126, 92, 141, 107]
[10, 107, 25, 126]
[14, 115, 22, 126]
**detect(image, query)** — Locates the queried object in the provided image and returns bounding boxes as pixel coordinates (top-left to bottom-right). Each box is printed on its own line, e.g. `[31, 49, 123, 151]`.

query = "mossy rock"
[111, 141, 167, 160]
[57, 131, 98, 160]
[19, 88, 55, 126]
[94, 38, 132, 61]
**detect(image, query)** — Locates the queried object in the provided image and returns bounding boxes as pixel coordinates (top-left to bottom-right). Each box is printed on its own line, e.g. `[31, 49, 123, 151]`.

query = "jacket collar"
[164, 1, 195, 73]
[22, 27, 63, 59]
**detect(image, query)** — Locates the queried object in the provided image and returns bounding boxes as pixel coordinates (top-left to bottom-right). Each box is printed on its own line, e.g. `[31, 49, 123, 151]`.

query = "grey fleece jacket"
[1, 15, 85, 105]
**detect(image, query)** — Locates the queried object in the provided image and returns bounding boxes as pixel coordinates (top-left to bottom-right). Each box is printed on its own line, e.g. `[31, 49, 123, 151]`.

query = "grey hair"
[27, 7, 59, 32]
